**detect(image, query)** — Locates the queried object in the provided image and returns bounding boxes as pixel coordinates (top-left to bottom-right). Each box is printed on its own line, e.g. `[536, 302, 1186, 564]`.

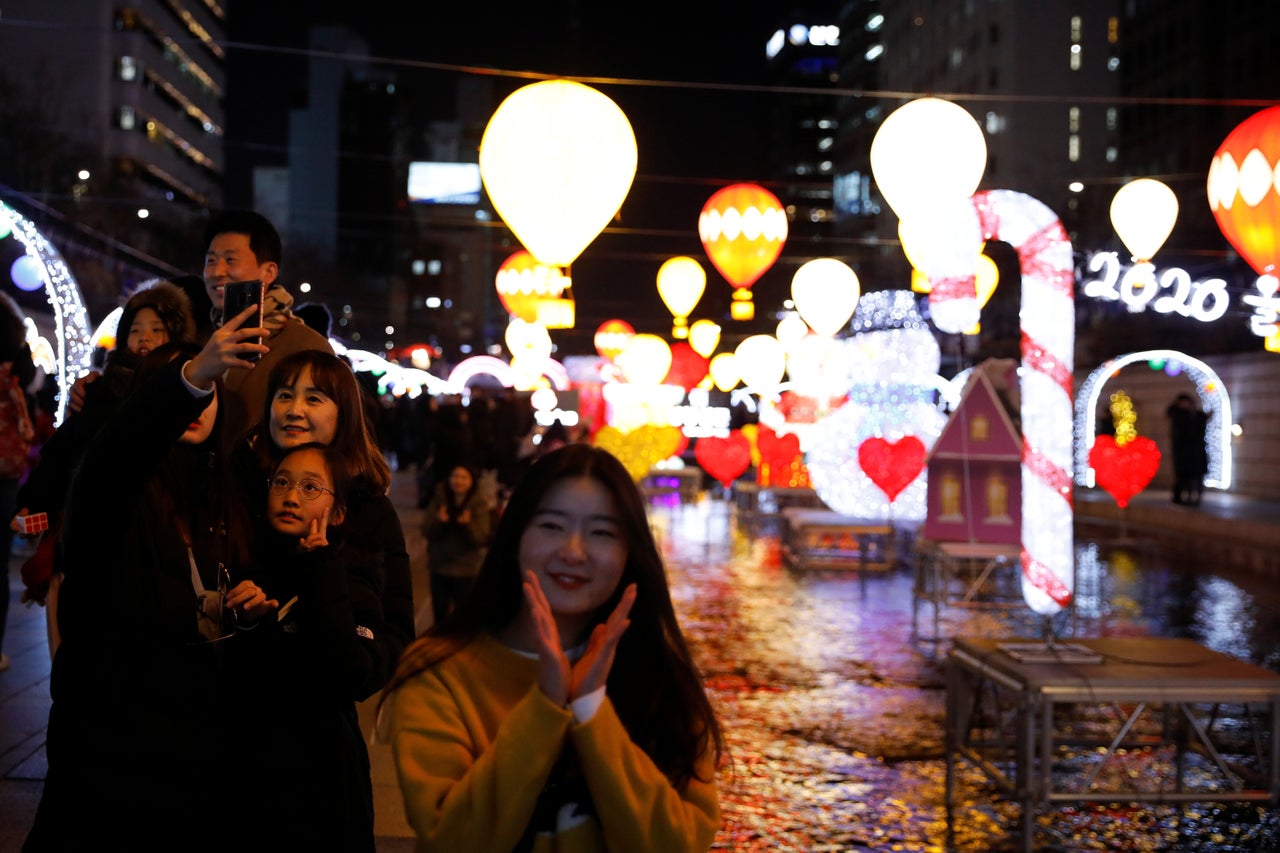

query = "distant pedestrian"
[1166, 392, 1208, 505]
[422, 462, 491, 627]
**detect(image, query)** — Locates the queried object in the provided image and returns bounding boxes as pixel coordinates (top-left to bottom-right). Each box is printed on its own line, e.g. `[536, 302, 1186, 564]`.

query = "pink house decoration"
[923, 365, 1022, 545]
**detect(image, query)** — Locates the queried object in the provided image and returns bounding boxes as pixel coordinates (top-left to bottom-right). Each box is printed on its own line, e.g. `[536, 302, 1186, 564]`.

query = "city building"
[0, 0, 226, 315]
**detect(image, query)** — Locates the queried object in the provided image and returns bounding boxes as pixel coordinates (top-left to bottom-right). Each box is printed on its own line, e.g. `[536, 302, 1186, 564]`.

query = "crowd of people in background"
[2, 208, 724, 852]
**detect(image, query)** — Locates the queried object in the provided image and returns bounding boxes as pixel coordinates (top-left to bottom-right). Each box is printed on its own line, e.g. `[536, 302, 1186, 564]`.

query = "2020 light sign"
[1083, 252, 1229, 322]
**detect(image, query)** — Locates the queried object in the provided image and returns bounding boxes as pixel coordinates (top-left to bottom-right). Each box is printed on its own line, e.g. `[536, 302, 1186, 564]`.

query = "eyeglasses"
[267, 475, 335, 501]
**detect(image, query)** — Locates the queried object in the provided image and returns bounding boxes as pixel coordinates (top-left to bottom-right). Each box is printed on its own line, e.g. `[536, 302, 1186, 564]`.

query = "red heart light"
[756, 426, 808, 488]
[695, 431, 753, 489]
[1088, 435, 1162, 508]
[857, 436, 926, 502]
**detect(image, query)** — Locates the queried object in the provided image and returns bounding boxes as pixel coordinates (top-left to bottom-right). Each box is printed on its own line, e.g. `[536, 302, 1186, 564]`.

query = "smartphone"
[223, 280, 264, 362]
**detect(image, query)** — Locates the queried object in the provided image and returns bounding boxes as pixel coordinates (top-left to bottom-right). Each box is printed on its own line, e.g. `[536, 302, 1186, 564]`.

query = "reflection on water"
[648, 496, 1280, 851]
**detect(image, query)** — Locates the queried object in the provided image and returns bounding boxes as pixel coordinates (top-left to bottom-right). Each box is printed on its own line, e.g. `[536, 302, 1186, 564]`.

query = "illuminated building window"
[1107, 108, 1118, 131]
[1071, 16, 1082, 41]
[950, 47, 963, 68]
[985, 112, 1003, 134]
[1068, 107, 1080, 133]
[940, 473, 963, 520]
[818, 137, 833, 151]
[985, 475, 1012, 522]
[117, 106, 136, 130]
[866, 13, 883, 32]
[969, 415, 989, 442]
[865, 44, 883, 61]
[1070, 45, 1081, 71]
[1069, 135, 1080, 162]
[1108, 16, 1119, 43]
[1106, 146, 1117, 162]
[1108, 56, 1119, 71]
[118, 56, 137, 81]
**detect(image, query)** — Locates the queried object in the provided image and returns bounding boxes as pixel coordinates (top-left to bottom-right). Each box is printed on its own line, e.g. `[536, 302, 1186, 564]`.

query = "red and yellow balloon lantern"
[698, 183, 788, 321]
[495, 250, 569, 323]
[593, 319, 634, 362]
[1208, 105, 1280, 275]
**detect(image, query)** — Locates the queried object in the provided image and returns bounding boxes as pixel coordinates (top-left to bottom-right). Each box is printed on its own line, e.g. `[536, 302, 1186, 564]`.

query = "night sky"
[224, 1, 821, 348]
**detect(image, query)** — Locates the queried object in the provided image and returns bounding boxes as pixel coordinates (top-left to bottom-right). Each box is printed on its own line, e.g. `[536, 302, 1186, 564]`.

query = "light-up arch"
[446, 355, 570, 394]
[0, 201, 93, 424]
[1074, 349, 1232, 489]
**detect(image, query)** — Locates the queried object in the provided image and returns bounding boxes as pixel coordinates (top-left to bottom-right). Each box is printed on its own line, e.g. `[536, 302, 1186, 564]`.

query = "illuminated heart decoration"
[756, 426, 808, 488]
[593, 424, 684, 482]
[857, 436, 927, 502]
[1088, 435, 1162, 509]
[695, 431, 753, 489]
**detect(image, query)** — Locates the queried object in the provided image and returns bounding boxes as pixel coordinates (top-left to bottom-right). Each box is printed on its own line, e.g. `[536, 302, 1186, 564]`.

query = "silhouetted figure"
[1166, 393, 1208, 505]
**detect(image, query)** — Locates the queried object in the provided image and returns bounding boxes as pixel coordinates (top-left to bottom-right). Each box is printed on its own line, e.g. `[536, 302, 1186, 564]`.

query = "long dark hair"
[250, 350, 391, 494]
[70, 341, 254, 572]
[382, 444, 724, 788]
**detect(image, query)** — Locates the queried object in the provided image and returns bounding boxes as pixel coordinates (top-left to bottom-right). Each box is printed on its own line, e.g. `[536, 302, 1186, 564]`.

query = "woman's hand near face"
[523, 570, 570, 706]
[183, 305, 270, 389]
[569, 583, 635, 701]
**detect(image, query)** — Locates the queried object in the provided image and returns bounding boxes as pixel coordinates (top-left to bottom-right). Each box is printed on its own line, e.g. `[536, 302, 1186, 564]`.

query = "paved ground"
[2, 474, 1279, 851]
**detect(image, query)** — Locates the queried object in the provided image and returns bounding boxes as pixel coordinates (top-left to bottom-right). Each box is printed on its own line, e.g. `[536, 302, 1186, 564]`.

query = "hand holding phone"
[222, 280, 264, 362]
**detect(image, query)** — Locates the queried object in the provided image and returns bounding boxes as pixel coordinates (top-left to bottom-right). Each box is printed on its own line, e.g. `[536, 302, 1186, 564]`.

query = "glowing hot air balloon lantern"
[480, 80, 638, 331]
[593, 319, 634, 362]
[1111, 179, 1179, 265]
[790, 258, 861, 338]
[1208, 105, 1280, 277]
[871, 98, 988, 334]
[687, 319, 721, 359]
[656, 256, 707, 339]
[698, 183, 788, 321]
[495, 250, 569, 323]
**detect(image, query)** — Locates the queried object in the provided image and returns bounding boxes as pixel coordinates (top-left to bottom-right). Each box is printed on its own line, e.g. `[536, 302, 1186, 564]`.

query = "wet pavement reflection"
[647, 494, 1280, 851]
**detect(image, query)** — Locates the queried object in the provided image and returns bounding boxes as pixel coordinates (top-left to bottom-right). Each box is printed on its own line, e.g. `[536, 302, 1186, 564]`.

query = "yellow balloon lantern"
[790, 258, 861, 337]
[870, 97, 987, 222]
[614, 334, 672, 386]
[734, 334, 786, 396]
[708, 352, 739, 392]
[687, 319, 720, 358]
[480, 80, 638, 269]
[656, 256, 706, 339]
[594, 319, 634, 362]
[961, 253, 1000, 335]
[1110, 178, 1179, 263]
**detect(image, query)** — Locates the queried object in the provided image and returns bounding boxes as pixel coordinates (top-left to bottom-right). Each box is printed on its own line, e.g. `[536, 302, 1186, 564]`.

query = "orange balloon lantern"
[698, 183, 788, 321]
[1208, 105, 1280, 275]
[495, 250, 568, 322]
[593, 319, 634, 362]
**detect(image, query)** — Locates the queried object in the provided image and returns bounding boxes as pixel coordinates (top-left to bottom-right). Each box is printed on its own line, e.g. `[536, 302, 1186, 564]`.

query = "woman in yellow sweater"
[380, 443, 723, 852]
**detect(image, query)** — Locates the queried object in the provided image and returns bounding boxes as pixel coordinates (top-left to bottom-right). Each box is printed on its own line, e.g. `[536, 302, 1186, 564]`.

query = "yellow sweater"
[387, 634, 721, 852]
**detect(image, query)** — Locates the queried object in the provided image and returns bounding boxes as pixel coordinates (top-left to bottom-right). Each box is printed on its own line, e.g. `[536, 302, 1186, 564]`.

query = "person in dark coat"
[227, 442, 377, 851]
[240, 349, 415, 701]
[1166, 392, 1209, 506]
[0, 290, 34, 671]
[24, 323, 273, 851]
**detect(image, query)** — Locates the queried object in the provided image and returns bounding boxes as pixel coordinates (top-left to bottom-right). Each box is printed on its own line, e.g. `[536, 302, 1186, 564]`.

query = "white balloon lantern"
[733, 334, 786, 397]
[1110, 178, 1179, 263]
[656, 256, 706, 339]
[870, 97, 987, 222]
[790, 258, 861, 337]
[480, 80, 638, 309]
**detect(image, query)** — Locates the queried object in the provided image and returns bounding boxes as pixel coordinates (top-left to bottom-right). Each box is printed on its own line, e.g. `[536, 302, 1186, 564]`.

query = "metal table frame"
[946, 636, 1280, 852]
[912, 540, 1023, 640]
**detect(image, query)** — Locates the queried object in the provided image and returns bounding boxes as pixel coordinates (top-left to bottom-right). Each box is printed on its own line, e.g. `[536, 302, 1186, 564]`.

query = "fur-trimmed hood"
[117, 279, 198, 349]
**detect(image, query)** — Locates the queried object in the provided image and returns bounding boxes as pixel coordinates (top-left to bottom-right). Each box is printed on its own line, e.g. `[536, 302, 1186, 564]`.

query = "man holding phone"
[202, 209, 332, 430]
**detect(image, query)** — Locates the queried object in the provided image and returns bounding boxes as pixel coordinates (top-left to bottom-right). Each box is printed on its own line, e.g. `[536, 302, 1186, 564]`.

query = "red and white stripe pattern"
[973, 190, 1076, 615]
